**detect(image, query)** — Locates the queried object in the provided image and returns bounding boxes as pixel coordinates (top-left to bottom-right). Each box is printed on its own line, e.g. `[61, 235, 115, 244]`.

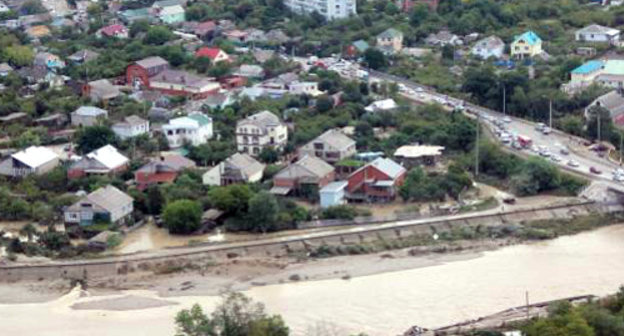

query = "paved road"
[366, 70, 624, 187]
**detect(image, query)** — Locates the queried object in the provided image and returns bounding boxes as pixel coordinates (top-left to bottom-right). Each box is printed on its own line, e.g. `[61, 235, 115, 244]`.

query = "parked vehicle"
[503, 116, 512, 123]
[559, 146, 569, 155]
[551, 155, 562, 163]
[535, 122, 546, 132]
[542, 126, 552, 135]
[590, 167, 602, 174]
[567, 160, 579, 167]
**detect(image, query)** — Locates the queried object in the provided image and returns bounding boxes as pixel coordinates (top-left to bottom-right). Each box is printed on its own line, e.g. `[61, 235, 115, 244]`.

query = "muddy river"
[2, 225, 624, 336]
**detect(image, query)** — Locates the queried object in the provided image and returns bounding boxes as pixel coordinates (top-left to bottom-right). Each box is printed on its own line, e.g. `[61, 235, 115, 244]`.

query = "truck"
[516, 135, 532, 148]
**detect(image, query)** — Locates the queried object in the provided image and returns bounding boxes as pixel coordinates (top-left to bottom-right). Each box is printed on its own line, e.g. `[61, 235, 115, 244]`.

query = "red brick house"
[271, 155, 335, 196]
[126, 56, 221, 99]
[347, 157, 406, 202]
[134, 154, 196, 190]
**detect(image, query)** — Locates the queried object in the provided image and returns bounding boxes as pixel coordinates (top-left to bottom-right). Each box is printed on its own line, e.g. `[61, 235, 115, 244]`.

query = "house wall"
[126, 64, 150, 88]
[109, 202, 133, 223]
[35, 157, 60, 175]
[135, 171, 178, 189]
[71, 113, 106, 127]
[320, 189, 346, 208]
[202, 166, 222, 186]
[236, 124, 288, 156]
[112, 122, 149, 140]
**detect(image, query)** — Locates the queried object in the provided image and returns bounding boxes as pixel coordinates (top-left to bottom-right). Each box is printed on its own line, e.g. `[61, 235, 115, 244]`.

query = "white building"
[112, 115, 149, 140]
[575, 24, 620, 44]
[0, 146, 60, 177]
[365, 98, 399, 113]
[162, 112, 213, 148]
[284, 0, 356, 20]
[320, 181, 348, 208]
[236, 111, 288, 156]
[288, 81, 324, 96]
[71, 106, 108, 127]
[471, 36, 505, 59]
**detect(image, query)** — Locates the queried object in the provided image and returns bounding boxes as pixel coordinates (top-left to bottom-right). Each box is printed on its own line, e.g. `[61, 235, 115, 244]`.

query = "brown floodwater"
[2, 225, 624, 336]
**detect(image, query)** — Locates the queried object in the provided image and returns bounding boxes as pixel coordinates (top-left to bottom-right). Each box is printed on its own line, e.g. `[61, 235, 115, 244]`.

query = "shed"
[320, 181, 348, 208]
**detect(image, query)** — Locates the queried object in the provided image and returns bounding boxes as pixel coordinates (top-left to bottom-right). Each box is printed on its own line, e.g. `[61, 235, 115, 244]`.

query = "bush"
[163, 199, 203, 234]
[320, 205, 358, 220]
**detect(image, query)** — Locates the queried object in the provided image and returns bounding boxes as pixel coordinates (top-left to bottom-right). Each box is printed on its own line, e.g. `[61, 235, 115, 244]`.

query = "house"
[202, 92, 235, 109]
[345, 40, 369, 58]
[162, 112, 213, 148]
[25, 25, 50, 38]
[244, 28, 267, 43]
[68, 49, 100, 64]
[425, 30, 461, 46]
[289, 81, 324, 96]
[253, 49, 275, 64]
[394, 144, 444, 167]
[376, 28, 403, 54]
[233, 64, 265, 79]
[97, 24, 129, 39]
[365, 98, 399, 113]
[202, 153, 265, 186]
[119, 7, 153, 24]
[575, 24, 620, 44]
[112, 115, 150, 140]
[299, 129, 357, 164]
[34, 113, 67, 129]
[471, 36, 505, 59]
[320, 181, 348, 208]
[510, 31, 542, 59]
[565, 59, 624, 93]
[158, 4, 185, 24]
[0, 146, 60, 177]
[127, 57, 220, 99]
[68, 145, 129, 178]
[194, 21, 217, 38]
[585, 90, 624, 128]
[283, 0, 356, 20]
[265, 29, 290, 44]
[195, 47, 231, 63]
[135, 153, 196, 189]
[71, 106, 108, 127]
[222, 29, 248, 43]
[64, 185, 133, 226]
[271, 155, 335, 196]
[83, 79, 121, 103]
[236, 110, 288, 155]
[0, 63, 12, 77]
[399, 0, 439, 12]
[17, 65, 47, 84]
[346, 157, 407, 202]
[33, 52, 65, 70]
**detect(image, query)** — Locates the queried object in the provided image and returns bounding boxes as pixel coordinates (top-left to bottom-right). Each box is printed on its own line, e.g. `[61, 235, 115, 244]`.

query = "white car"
[551, 155, 562, 163]
[613, 168, 624, 176]
[503, 116, 512, 123]
[542, 127, 552, 135]
[567, 160, 579, 167]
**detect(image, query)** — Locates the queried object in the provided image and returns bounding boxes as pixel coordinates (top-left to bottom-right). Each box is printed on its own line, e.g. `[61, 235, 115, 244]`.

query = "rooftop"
[73, 106, 108, 117]
[85, 145, 129, 169]
[394, 145, 445, 158]
[369, 157, 406, 179]
[12, 146, 58, 168]
[514, 31, 542, 46]
[572, 60, 604, 74]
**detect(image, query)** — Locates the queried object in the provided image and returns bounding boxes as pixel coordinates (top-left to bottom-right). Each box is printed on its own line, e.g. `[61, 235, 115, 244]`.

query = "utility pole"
[549, 99, 553, 129]
[502, 84, 506, 116]
[475, 113, 480, 177]
[598, 111, 602, 142]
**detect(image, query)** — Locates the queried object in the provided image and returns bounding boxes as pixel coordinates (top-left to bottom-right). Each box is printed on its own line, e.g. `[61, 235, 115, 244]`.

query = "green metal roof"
[188, 113, 212, 126]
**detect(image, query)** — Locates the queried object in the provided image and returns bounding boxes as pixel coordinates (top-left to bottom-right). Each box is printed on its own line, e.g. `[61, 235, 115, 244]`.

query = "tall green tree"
[163, 199, 203, 234]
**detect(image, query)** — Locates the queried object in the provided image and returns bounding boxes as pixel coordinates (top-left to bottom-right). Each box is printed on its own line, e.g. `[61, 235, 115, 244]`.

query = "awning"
[269, 186, 291, 195]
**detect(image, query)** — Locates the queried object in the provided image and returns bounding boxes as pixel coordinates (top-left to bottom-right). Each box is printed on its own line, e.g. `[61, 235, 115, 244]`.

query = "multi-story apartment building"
[162, 112, 213, 148]
[284, 0, 356, 20]
[236, 111, 288, 156]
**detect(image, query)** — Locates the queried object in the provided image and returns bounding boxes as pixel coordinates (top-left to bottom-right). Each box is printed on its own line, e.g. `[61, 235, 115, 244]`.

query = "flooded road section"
[2, 225, 624, 336]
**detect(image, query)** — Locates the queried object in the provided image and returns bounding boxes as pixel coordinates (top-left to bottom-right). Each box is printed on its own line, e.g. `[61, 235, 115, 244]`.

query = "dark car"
[590, 167, 602, 175]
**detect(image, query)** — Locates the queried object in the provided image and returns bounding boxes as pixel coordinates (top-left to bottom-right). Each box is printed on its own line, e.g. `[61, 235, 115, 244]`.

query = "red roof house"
[97, 24, 129, 39]
[195, 47, 231, 63]
[134, 154, 196, 190]
[346, 157, 407, 202]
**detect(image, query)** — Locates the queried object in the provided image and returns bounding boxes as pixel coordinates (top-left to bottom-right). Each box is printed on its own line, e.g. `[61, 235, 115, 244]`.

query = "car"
[551, 155, 562, 163]
[535, 122, 546, 131]
[590, 167, 602, 174]
[559, 147, 569, 155]
[503, 116, 512, 123]
[567, 160, 579, 167]
[614, 174, 624, 182]
[542, 127, 552, 135]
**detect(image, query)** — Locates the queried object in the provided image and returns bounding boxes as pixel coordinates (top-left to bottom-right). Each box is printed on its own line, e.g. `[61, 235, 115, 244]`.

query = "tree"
[3, 45, 34, 67]
[384, 2, 399, 15]
[586, 105, 613, 141]
[75, 125, 116, 154]
[129, 19, 150, 38]
[409, 4, 429, 26]
[193, 56, 212, 74]
[208, 184, 253, 214]
[315, 95, 334, 113]
[144, 26, 174, 45]
[145, 185, 165, 215]
[247, 192, 279, 233]
[20, 0, 46, 14]
[175, 293, 289, 336]
[19, 223, 38, 242]
[258, 147, 279, 163]
[363, 48, 387, 70]
[163, 199, 202, 234]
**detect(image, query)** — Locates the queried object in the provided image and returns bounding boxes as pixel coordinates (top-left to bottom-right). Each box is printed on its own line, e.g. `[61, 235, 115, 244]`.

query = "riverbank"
[1, 212, 621, 304]
[2, 224, 624, 336]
